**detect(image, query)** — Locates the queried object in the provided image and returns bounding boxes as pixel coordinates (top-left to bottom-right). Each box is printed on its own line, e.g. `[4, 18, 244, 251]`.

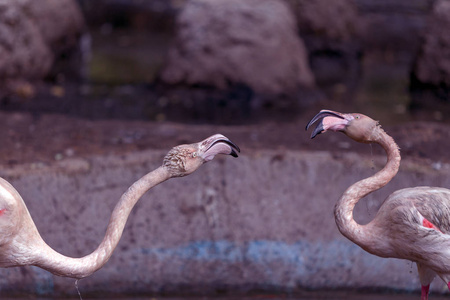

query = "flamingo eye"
[355, 115, 361, 119]
[192, 152, 197, 158]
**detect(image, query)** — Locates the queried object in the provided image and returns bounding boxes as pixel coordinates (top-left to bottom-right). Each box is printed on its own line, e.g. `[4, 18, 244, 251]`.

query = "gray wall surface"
[0, 148, 449, 297]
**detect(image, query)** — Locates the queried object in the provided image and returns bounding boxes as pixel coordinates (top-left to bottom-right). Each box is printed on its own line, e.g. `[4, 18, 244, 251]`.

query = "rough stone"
[160, 0, 314, 95]
[413, 0, 450, 87]
[355, 0, 432, 53]
[287, 0, 362, 88]
[0, 0, 52, 79]
[0, 0, 85, 85]
[26, 0, 85, 49]
[289, 0, 360, 41]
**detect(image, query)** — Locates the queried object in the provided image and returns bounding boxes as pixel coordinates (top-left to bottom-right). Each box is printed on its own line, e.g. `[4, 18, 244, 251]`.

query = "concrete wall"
[0, 148, 449, 297]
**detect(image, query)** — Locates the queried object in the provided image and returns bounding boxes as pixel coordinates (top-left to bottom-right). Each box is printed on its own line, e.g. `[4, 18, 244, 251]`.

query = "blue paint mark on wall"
[30, 266, 54, 295]
[138, 239, 389, 286]
[141, 240, 356, 265]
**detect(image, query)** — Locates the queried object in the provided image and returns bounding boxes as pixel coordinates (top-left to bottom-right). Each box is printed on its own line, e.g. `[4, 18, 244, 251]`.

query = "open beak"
[305, 110, 347, 139]
[200, 134, 240, 161]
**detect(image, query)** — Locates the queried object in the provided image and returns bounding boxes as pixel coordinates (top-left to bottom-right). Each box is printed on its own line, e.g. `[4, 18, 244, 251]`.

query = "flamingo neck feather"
[334, 126, 400, 249]
[31, 166, 171, 279]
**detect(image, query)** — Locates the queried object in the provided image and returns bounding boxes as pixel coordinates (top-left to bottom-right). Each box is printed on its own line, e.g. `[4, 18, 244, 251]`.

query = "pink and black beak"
[207, 136, 240, 158]
[200, 134, 240, 162]
[305, 110, 346, 139]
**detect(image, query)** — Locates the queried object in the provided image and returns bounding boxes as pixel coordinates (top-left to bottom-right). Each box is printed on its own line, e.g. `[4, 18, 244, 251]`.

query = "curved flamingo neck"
[31, 166, 171, 279]
[334, 126, 400, 249]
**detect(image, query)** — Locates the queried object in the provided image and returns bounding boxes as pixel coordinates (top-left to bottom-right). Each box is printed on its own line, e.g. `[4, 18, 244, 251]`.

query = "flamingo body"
[306, 110, 450, 299]
[376, 187, 450, 271]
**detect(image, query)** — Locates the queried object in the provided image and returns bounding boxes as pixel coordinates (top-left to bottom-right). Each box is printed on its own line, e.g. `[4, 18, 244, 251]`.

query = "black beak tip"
[210, 138, 241, 158]
[305, 110, 344, 135]
[310, 130, 322, 139]
[234, 144, 241, 153]
[309, 122, 325, 139]
[225, 139, 240, 157]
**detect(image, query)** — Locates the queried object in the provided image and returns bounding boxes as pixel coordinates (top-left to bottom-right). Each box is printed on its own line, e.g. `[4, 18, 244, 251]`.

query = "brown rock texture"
[289, 0, 360, 41]
[413, 0, 450, 87]
[0, 1, 51, 79]
[287, 0, 361, 87]
[160, 0, 314, 95]
[0, 0, 85, 82]
[26, 0, 85, 49]
[355, 0, 432, 52]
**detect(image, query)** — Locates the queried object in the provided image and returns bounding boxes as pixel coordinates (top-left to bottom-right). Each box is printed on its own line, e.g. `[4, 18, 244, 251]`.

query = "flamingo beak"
[200, 134, 240, 162]
[305, 110, 347, 139]
[207, 137, 241, 158]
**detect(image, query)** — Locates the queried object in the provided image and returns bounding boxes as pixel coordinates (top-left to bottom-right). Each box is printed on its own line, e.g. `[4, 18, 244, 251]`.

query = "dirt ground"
[0, 82, 449, 167]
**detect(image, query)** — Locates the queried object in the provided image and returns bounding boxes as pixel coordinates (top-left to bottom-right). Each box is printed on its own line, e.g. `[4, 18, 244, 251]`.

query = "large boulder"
[0, 0, 52, 80]
[287, 0, 362, 88]
[355, 0, 432, 54]
[289, 0, 359, 41]
[0, 0, 85, 86]
[26, 0, 85, 49]
[413, 0, 450, 88]
[160, 0, 314, 95]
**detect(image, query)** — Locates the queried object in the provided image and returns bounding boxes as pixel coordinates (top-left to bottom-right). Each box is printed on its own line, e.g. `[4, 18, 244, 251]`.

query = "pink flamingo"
[0, 134, 239, 279]
[306, 110, 450, 300]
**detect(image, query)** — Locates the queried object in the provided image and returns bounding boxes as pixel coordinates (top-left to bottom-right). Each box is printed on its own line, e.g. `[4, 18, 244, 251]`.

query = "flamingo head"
[163, 134, 240, 177]
[305, 109, 380, 143]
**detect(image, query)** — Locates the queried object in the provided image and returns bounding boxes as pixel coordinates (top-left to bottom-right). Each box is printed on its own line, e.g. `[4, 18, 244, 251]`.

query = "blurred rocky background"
[0, 0, 448, 124]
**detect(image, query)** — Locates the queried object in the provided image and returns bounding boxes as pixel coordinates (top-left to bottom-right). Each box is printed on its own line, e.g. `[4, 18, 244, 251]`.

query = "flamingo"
[306, 110, 450, 300]
[0, 134, 239, 279]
